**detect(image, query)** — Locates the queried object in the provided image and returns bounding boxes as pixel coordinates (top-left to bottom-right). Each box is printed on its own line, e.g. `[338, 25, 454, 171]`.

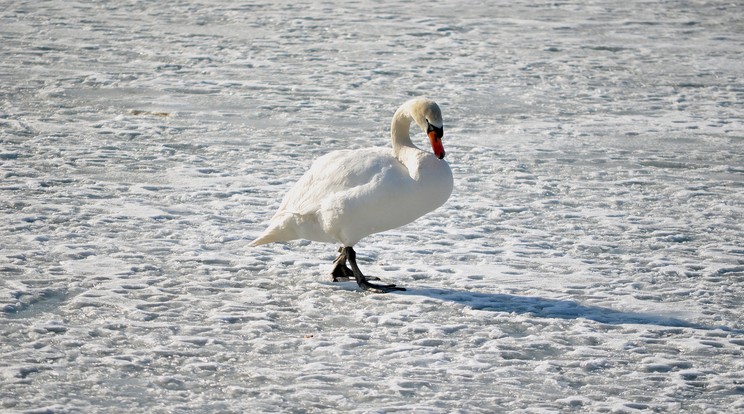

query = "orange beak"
[429, 130, 446, 159]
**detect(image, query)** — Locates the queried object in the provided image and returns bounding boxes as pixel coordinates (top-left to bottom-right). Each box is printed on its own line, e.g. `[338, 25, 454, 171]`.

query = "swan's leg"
[331, 247, 354, 282]
[332, 246, 380, 282]
[344, 246, 406, 293]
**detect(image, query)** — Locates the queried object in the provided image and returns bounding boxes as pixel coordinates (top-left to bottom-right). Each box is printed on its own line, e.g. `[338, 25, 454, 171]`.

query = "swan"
[250, 98, 453, 292]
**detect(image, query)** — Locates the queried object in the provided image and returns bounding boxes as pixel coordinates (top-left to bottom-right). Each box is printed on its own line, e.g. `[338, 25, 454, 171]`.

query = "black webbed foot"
[331, 246, 381, 282]
[342, 246, 406, 292]
[355, 277, 406, 293]
[331, 264, 354, 282]
[331, 246, 355, 282]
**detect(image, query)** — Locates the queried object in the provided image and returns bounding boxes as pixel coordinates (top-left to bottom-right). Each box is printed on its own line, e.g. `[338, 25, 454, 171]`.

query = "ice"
[2, 0, 744, 412]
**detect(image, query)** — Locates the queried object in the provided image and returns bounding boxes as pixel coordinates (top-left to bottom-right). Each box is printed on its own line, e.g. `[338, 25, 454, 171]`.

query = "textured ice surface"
[2, 0, 743, 412]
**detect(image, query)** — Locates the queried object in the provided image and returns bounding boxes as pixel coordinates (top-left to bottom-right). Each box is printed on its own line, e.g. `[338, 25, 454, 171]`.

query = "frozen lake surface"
[2, 0, 743, 412]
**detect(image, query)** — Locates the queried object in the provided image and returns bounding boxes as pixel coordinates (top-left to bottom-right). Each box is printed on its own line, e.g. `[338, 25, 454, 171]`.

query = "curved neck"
[390, 107, 417, 156]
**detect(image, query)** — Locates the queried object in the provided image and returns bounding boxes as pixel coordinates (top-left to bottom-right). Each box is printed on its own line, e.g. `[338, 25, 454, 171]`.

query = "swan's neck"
[391, 107, 427, 179]
[390, 108, 418, 157]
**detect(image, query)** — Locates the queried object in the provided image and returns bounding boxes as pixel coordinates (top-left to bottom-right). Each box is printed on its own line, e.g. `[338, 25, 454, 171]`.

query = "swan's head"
[406, 98, 446, 159]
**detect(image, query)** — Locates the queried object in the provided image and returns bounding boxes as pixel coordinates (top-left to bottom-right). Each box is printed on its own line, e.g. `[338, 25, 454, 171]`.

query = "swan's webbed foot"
[355, 277, 406, 293]
[342, 246, 406, 293]
[331, 247, 355, 282]
[331, 246, 380, 282]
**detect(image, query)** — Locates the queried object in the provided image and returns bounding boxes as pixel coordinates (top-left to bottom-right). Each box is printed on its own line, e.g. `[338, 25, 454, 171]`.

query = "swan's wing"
[274, 148, 393, 217]
[249, 148, 397, 246]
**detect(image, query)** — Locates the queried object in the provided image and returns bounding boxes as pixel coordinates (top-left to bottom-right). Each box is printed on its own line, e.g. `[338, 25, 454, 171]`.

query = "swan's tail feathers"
[248, 226, 283, 247]
[248, 214, 297, 247]
[248, 234, 272, 247]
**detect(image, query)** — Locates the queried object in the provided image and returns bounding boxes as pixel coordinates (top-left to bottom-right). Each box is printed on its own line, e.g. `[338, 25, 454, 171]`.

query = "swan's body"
[250, 98, 453, 292]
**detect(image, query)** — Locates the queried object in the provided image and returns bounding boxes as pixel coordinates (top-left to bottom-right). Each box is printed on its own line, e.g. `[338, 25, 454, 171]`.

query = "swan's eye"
[426, 120, 443, 139]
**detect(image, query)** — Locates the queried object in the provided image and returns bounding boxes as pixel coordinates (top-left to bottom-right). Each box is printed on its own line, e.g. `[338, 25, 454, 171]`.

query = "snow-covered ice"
[2, 0, 743, 412]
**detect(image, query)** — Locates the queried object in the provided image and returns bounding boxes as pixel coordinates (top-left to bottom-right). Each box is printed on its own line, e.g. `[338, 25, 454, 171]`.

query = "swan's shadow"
[401, 287, 742, 333]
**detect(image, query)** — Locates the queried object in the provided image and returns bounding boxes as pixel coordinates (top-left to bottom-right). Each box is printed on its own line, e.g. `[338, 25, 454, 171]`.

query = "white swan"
[250, 98, 453, 292]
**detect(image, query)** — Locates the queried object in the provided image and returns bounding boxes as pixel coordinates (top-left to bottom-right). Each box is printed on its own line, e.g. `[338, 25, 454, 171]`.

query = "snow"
[2, 0, 743, 412]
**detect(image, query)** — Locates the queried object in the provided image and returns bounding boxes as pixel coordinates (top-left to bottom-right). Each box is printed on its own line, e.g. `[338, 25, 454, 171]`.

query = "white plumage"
[250, 98, 453, 292]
